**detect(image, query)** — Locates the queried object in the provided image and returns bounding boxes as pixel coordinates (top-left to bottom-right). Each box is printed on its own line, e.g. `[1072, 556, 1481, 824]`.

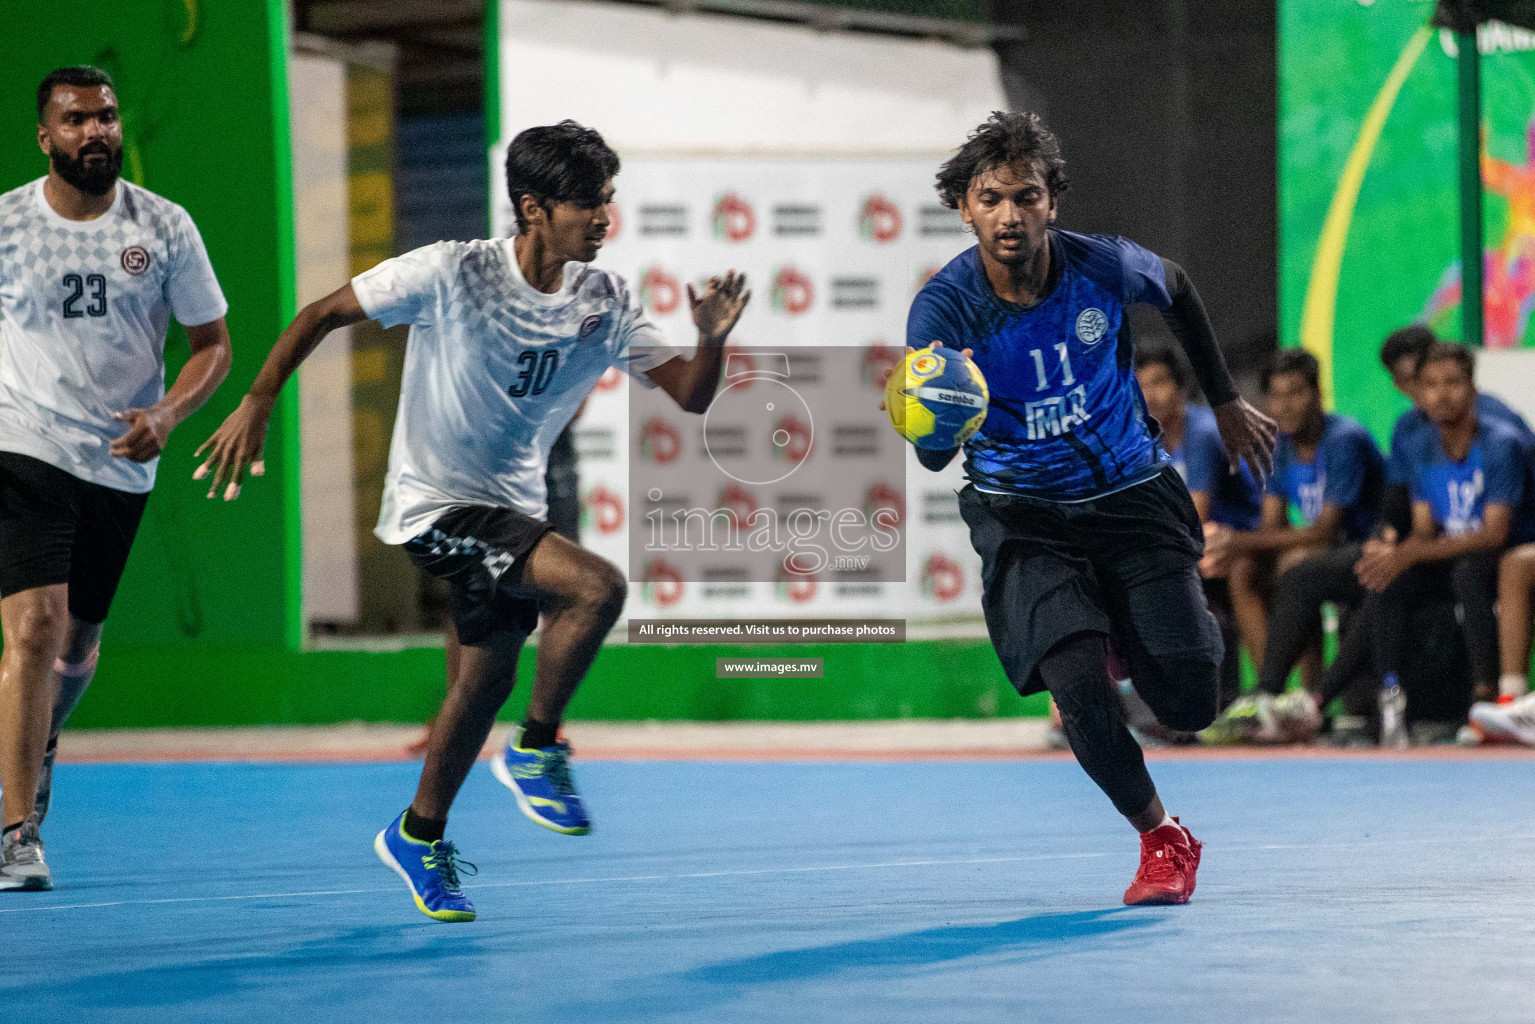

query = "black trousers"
[1367, 553, 1499, 689]
[1256, 544, 1365, 696]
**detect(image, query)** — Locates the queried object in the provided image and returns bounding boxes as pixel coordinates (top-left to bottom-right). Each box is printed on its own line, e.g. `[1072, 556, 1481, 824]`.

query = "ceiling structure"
[291, 0, 1010, 116]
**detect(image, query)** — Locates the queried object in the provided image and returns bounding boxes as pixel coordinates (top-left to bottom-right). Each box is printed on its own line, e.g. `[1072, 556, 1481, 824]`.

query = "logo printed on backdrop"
[831, 278, 879, 310]
[914, 265, 943, 295]
[863, 481, 906, 529]
[1076, 308, 1109, 345]
[919, 204, 967, 237]
[774, 565, 819, 604]
[772, 266, 814, 315]
[595, 367, 623, 392]
[641, 559, 685, 607]
[716, 483, 759, 527]
[605, 203, 622, 242]
[639, 203, 687, 237]
[859, 193, 903, 243]
[771, 414, 814, 463]
[639, 265, 682, 315]
[713, 193, 756, 242]
[861, 341, 901, 389]
[582, 486, 626, 535]
[121, 245, 150, 276]
[638, 417, 683, 464]
[921, 552, 964, 602]
[773, 203, 822, 237]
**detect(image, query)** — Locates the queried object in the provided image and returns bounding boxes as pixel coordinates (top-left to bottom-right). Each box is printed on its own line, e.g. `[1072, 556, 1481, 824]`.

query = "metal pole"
[1458, 25, 1484, 347]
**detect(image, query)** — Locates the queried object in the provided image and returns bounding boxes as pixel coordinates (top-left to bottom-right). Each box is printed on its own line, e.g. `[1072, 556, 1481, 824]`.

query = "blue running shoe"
[490, 728, 591, 835]
[373, 812, 477, 922]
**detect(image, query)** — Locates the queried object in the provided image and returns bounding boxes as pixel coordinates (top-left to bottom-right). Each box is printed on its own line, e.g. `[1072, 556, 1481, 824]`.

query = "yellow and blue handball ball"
[883, 345, 989, 450]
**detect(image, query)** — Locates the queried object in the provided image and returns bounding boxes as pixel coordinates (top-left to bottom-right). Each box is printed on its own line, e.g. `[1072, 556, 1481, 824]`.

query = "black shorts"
[958, 465, 1222, 696]
[404, 504, 555, 645]
[0, 451, 149, 623]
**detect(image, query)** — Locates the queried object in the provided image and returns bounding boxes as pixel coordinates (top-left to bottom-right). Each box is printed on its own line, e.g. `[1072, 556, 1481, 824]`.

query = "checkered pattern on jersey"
[450, 239, 626, 349]
[0, 182, 182, 295]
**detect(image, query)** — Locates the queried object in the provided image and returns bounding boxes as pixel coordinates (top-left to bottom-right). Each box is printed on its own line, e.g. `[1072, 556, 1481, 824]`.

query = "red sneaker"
[1123, 818, 1202, 906]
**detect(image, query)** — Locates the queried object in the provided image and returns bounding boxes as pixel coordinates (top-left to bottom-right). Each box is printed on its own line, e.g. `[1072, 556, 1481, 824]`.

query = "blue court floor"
[6, 757, 1534, 1023]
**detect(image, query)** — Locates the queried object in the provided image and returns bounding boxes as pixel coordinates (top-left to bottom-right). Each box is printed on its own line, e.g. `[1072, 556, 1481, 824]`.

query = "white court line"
[5, 834, 1534, 917]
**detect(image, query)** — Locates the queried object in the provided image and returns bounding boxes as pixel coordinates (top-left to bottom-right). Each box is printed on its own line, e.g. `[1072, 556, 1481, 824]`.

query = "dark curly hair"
[1261, 348, 1321, 395]
[935, 111, 1069, 210]
[504, 119, 620, 231]
[1419, 341, 1475, 381]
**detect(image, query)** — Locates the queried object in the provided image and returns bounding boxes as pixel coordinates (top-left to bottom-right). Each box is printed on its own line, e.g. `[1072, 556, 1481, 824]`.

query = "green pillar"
[1457, 25, 1483, 347]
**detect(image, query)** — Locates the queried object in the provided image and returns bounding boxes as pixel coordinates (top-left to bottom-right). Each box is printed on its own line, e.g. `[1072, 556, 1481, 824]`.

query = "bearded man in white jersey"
[198, 120, 748, 922]
[0, 66, 232, 891]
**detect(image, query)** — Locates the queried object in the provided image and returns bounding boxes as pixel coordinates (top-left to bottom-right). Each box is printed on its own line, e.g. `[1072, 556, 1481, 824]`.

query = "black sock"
[520, 717, 559, 749]
[3, 821, 25, 836]
[402, 808, 446, 843]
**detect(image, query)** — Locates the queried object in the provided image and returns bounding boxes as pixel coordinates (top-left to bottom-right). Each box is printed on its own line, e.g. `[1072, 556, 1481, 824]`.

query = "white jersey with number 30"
[0, 178, 228, 493]
[353, 238, 674, 544]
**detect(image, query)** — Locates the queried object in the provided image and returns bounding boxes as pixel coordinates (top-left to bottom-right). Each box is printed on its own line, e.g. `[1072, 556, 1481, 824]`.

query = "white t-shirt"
[0, 178, 228, 493]
[353, 238, 675, 544]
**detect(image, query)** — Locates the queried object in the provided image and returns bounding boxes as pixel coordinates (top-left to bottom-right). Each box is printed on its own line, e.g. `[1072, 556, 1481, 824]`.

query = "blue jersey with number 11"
[907, 230, 1172, 501]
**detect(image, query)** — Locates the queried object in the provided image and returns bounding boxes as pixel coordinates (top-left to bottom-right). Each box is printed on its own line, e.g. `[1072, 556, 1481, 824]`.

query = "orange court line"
[56, 745, 1535, 765]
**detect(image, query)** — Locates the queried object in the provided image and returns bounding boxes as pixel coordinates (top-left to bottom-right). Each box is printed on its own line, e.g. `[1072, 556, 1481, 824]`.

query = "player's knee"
[1150, 655, 1221, 731]
[579, 563, 628, 622]
[7, 597, 69, 657]
[55, 643, 100, 679]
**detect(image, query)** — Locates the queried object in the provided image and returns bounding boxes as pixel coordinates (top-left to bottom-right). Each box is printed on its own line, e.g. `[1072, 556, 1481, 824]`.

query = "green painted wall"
[3, 0, 301, 651]
[1281, 3, 1535, 435]
[67, 640, 1041, 727]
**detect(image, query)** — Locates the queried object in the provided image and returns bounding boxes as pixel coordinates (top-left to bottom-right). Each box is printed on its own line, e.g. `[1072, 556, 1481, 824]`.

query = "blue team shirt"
[1406, 417, 1535, 543]
[907, 230, 1172, 501]
[1388, 392, 1533, 485]
[1265, 413, 1385, 542]
[1170, 403, 1262, 530]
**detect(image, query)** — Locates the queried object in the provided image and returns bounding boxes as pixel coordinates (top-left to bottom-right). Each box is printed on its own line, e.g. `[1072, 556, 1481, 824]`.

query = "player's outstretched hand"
[689, 270, 750, 345]
[110, 406, 175, 463]
[1212, 397, 1277, 481]
[193, 394, 272, 501]
[879, 341, 974, 411]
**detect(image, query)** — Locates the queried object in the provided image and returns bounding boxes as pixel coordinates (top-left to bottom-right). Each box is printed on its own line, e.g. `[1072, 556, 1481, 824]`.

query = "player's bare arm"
[195, 284, 367, 499]
[111, 317, 231, 463]
[643, 270, 750, 413]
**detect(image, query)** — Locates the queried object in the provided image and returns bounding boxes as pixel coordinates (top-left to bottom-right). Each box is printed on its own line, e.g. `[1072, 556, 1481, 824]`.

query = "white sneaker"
[1469, 694, 1535, 746]
[0, 820, 50, 891]
[1274, 690, 1322, 743]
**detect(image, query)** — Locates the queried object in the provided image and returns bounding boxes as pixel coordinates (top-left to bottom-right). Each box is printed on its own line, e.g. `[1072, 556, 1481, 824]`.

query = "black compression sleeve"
[1158, 259, 1238, 407]
[1378, 483, 1412, 538]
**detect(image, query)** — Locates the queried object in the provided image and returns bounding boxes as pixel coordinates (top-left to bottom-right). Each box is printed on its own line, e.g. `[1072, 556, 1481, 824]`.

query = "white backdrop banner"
[526, 158, 986, 622]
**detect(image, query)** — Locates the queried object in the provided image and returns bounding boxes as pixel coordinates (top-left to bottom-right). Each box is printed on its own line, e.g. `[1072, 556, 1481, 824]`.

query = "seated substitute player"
[196, 121, 749, 922]
[906, 112, 1275, 906]
[1350, 343, 1535, 737]
[1134, 346, 1260, 708]
[1203, 350, 1384, 741]
[0, 66, 232, 891]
